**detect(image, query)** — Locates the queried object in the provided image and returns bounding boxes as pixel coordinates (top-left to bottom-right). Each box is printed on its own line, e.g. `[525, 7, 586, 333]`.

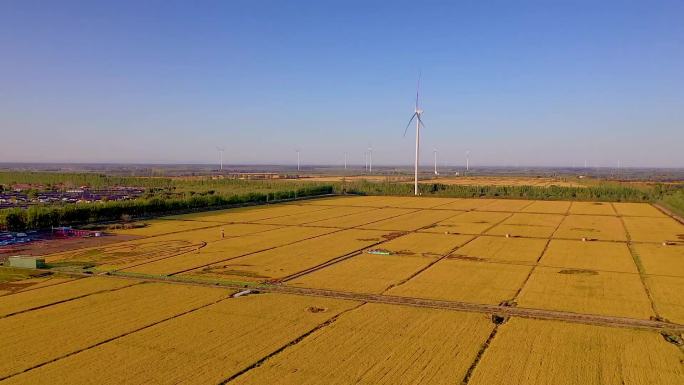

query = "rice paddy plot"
[517, 266, 654, 319]
[553, 215, 627, 241]
[0, 282, 229, 379]
[644, 276, 684, 324]
[230, 303, 494, 385]
[306, 207, 416, 228]
[0, 277, 135, 318]
[165, 203, 332, 224]
[369, 232, 473, 256]
[520, 200, 571, 214]
[288, 253, 437, 293]
[296, 195, 405, 208]
[381, 196, 457, 209]
[0, 275, 76, 296]
[358, 209, 459, 231]
[110, 219, 221, 237]
[49, 224, 280, 271]
[2, 294, 359, 385]
[451, 236, 547, 263]
[122, 226, 337, 276]
[486, 213, 564, 238]
[467, 318, 684, 385]
[421, 211, 511, 235]
[568, 201, 616, 215]
[622, 216, 684, 243]
[181, 229, 392, 283]
[387, 259, 531, 305]
[612, 202, 666, 217]
[633, 243, 684, 277]
[431, 198, 496, 211]
[46, 238, 203, 269]
[539, 240, 638, 273]
[254, 206, 372, 225]
[477, 199, 533, 212]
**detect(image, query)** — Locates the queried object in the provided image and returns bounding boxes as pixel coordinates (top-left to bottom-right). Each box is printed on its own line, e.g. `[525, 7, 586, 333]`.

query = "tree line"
[0, 185, 333, 231]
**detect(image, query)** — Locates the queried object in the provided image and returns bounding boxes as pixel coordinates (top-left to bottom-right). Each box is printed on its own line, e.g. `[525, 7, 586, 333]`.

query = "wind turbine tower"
[433, 148, 438, 176]
[344, 152, 348, 170]
[466, 150, 470, 172]
[404, 74, 425, 196]
[368, 146, 373, 174]
[216, 147, 225, 171]
[296, 149, 301, 172]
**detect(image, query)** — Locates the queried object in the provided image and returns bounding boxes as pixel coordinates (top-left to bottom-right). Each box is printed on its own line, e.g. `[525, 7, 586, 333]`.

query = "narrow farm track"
[104, 272, 684, 333]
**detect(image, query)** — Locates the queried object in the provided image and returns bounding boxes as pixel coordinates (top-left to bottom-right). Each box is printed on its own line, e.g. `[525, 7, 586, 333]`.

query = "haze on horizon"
[1, 1, 683, 168]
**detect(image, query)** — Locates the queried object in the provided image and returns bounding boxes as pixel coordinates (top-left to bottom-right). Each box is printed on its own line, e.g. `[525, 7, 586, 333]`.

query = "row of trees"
[337, 180, 657, 202]
[0, 185, 333, 231]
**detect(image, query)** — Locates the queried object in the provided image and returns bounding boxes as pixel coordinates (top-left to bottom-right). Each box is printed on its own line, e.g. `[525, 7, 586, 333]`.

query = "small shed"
[7, 255, 46, 269]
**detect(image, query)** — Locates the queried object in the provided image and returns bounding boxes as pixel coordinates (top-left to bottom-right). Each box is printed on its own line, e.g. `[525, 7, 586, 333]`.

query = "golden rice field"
[2, 294, 358, 385]
[477, 199, 534, 212]
[486, 212, 564, 237]
[110, 218, 221, 237]
[517, 266, 655, 319]
[288, 253, 436, 293]
[632, 243, 684, 276]
[305, 207, 416, 228]
[0, 276, 134, 318]
[123, 226, 337, 275]
[539, 240, 638, 273]
[432, 198, 495, 211]
[253, 205, 370, 225]
[553, 214, 627, 241]
[231, 304, 495, 385]
[520, 200, 571, 214]
[644, 276, 684, 324]
[181, 229, 392, 282]
[451, 235, 547, 263]
[358, 209, 458, 231]
[366, 232, 473, 256]
[622, 216, 684, 243]
[613, 202, 666, 217]
[0, 282, 228, 379]
[568, 201, 616, 215]
[421, 210, 510, 235]
[0, 274, 76, 296]
[2, 195, 683, 384]
[467, 318, 684, 385]
[387, 259, 532, 304]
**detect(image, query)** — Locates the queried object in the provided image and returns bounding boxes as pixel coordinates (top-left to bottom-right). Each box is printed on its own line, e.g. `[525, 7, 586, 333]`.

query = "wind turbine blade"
[416, 72, 421, 110]
[403, 113, 417, 137]
[417, 114, 426, 129]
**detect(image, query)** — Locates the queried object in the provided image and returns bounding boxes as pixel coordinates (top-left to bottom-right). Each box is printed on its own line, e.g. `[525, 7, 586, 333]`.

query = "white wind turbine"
[404, 75, 425, 195]
[466, 150, 470, 173]
[368, 145, 373, 174]
[296, 149, 301, 172]
[433, 148, 438, 176]
[216, 147, 225, 171]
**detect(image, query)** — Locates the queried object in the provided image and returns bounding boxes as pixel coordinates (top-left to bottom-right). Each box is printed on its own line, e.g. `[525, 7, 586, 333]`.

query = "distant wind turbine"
[368, 145, 373, 174]
[433, 148, 438, 176]
[216, 147, 225, 171]
[296, 149, 301, 172]
[404, 74, 425, 196]
[344, 152, 348, 170]
[466, 150, 470, 172]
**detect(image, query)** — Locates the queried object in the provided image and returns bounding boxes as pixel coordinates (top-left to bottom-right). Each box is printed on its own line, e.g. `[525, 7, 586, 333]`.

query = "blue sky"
[1, 1, 683, 167]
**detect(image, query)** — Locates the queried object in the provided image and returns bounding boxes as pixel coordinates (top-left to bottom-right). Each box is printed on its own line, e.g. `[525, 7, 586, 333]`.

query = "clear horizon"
[2, 1, 683, 167]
